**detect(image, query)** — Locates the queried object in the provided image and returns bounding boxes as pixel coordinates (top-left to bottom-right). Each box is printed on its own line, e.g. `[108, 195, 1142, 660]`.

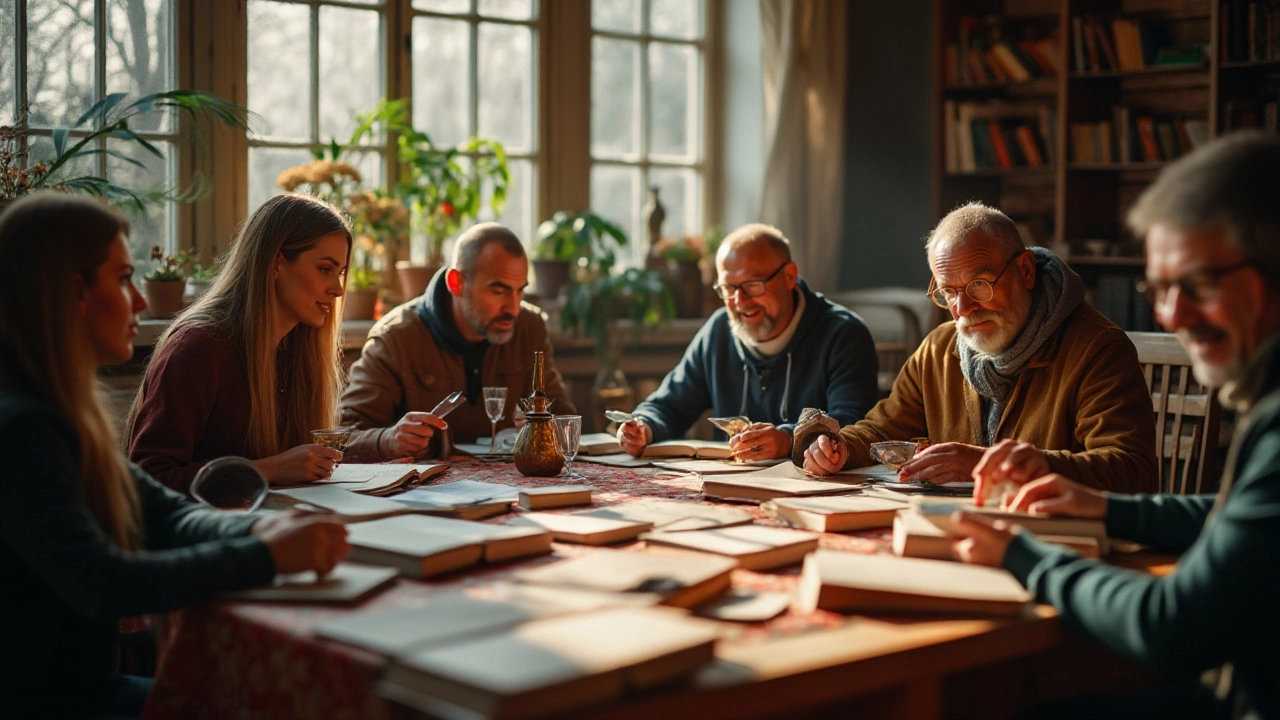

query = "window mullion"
[468, 17, 479, 138]
[95, 0, 108, 178]
[310, 2, 321, 149]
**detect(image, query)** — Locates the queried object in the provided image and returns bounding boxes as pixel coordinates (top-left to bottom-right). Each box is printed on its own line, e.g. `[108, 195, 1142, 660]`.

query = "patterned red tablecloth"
[142, 456, 894, 720]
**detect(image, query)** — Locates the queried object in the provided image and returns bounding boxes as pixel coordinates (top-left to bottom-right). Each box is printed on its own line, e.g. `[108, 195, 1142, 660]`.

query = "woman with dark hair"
[0, 192, 349, 718]
[129, 193, 352, 492]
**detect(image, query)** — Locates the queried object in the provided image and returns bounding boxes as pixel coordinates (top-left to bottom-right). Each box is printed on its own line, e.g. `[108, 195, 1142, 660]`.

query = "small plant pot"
[342, 288, 379, 321]
[186, 279, 213, 300]
[396, 261, 441, 301]
[532, 259, 571, 301]
[142, 279, 187, 319]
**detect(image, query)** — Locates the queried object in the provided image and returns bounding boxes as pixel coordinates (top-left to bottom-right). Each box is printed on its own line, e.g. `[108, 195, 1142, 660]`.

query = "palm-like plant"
[1, 90, 250, 211]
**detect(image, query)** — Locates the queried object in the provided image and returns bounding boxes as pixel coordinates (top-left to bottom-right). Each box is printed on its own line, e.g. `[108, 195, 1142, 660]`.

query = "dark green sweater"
[0, 391, 276, 718]
[1004, 344, 1280, 719]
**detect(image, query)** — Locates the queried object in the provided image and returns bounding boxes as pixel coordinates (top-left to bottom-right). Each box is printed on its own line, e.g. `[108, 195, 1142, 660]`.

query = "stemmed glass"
[553, 414, 583, 478]
[483, 387, 508, 455]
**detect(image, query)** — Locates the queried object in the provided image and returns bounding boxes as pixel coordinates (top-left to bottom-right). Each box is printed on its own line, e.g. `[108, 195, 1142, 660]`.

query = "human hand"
[728, 423, 791, 461]
[972, 440, 1050, 506]
[949, 512, 1018, 568]
[616, 418, 652, 457]
[898, 442, 985, 485]
[254, 444, 343, 485]
[1005, 473, 1108, 518]
[390, 411, 448, 458]
[802, 434, 848, 476]
[252, 510, 350, 576]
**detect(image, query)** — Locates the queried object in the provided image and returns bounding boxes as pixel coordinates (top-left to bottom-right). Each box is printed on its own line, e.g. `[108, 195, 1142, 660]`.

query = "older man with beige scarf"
[804, 202, 1158, 494]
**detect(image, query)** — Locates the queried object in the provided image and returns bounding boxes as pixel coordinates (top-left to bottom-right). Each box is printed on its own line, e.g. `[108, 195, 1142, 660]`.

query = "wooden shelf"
[944, 166, 1056, 178]
[1068, 64, 1208, 80]
[1219, 58, 1280, 70]
[943, 76, 1059, 96]
[1067, 162, 1165, 172]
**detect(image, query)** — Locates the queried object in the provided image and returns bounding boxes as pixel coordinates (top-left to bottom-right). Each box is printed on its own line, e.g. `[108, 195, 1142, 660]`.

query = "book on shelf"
[221, 563, 399, 604]
[641, 439, 732, 459]
[1223, 0, 1280, 63]
[507, 512, 652, 546]
[947, 101, 1053, 172]
[762, 494, 909, 532]
[381, 607, 721, 720]
[641, 524, 819, 571]
[512, 548, 736, 609]
[797, 549, 1032, 616]
[699, 462, 859, 502]
[517, 485, 593, 510]
[950, 15, 1059, 88]
[313, 463, 449, 496]
[576, 432, 623, 456]
[575, 498, 754, 532]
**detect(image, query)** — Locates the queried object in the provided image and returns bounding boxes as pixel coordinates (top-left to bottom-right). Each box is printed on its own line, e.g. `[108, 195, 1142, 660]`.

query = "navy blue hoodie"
[632, 279, 879, 444]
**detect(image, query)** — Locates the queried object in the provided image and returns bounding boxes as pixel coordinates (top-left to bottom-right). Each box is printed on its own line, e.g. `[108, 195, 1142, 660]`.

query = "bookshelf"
[932, 0, 1280, 331]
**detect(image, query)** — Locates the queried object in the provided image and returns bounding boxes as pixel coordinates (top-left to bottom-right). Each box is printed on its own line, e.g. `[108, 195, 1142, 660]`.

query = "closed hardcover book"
[517, 485, 593, 510]
[763, 495, 907, 532]
[642, 439, 732, 459]
[640, 524, 820, 571]
[797, 549, 1032, 616]
[700, 463, 857, 502]
[507, 512, 652, 545]
[346, 520, 485, 578]
[381, 607, 720, 720]
[513, 548, 736, 609]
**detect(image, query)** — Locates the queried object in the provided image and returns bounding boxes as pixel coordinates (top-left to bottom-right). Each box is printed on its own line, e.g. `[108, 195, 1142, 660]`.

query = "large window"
[590, 0, 704, 266]
[410, 0, 538, 255]
[3, 0, 178, 263]
[246, 0, 389, 212]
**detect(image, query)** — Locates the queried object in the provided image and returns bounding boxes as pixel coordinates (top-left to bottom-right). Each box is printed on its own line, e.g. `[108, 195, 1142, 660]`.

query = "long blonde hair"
[0, 193, 139, 549]
[133, 194, 351, 458]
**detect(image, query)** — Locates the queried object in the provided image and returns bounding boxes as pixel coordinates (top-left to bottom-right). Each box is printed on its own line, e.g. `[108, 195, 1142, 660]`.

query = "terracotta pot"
[665, 261, 705, 318]
[531, 259, 571, 301]
[142, 279, 187, 319]
[342, 288, 379, 321]
[396, 261, 441, 301]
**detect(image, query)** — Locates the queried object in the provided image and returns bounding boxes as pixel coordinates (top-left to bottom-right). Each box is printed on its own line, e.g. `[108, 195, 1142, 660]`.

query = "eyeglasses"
[1135, 261, 1254, 308]
[927, 251, 1025, 309]
[713, 262, 789, 300]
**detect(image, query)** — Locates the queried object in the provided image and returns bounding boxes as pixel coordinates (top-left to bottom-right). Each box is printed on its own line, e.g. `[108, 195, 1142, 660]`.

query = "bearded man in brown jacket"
[804, 203, 1158, 494]
[341, 223, 573, 461]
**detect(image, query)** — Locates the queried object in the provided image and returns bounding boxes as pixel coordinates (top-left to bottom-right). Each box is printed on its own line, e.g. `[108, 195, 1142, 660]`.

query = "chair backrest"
[828, 288, 931, 398]
[1127, 331, 1222, 494]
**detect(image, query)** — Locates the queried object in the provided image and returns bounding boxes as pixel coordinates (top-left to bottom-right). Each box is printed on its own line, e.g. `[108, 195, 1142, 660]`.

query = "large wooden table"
[142, 457, 1162, 720]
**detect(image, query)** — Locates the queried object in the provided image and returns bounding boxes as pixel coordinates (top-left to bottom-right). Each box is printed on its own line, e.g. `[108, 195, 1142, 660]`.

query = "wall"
[839, 0, 935, 291]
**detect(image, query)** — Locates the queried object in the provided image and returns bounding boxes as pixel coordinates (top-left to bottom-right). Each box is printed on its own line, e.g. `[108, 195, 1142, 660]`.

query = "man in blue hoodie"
[618, 223, 879, 461]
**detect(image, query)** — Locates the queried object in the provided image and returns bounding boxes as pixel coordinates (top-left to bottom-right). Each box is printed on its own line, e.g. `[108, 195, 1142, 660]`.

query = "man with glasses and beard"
[804, 202, 1157, 494]
[617, 223, 879, 461]
[342, 223, 574, 460]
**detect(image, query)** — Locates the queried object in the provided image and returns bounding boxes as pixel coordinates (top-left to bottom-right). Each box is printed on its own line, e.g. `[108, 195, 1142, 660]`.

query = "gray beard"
[729, 313, 777, 344]
[458, 296, 514, 345]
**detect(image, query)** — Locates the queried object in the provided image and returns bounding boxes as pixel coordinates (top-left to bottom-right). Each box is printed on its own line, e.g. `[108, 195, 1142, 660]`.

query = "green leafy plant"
[0, 90, 251, 211]
[347, 264, 379, 292]
[534, 210, 629, 268]
[144, 245, 198, 282]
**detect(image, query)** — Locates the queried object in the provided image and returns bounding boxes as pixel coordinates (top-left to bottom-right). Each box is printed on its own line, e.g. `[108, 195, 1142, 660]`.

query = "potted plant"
[0, 90, 250, 211]
[532, 210, 628, 302]
[557, 214, 674, 413]
[347, 188, 410, 310]
[652, 233, 708, 318]
[143, 246, 194, 318]
[187, 261, 218, 299]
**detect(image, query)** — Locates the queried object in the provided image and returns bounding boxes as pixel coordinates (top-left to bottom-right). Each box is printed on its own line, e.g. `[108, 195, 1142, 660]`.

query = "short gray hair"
[925, 202, 1024, 260]
[717, 223, 792, 265]
[451, 222, 525, 278]
[1127, 130, 1280, 288]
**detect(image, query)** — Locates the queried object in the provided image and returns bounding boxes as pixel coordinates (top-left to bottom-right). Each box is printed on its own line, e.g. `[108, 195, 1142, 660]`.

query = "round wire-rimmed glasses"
[926, 250, 1026, 308]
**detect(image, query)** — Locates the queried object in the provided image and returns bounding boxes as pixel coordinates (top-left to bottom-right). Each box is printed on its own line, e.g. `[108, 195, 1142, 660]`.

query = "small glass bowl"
[869, 441, 920, 471]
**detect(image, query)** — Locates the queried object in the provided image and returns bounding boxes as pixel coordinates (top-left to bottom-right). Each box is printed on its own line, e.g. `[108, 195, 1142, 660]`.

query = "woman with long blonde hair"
[129, 193, 351, 492]
[0, 192, 348, 718]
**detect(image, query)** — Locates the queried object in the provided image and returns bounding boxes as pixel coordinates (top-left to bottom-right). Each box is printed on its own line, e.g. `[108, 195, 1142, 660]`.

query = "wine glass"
[483, 387, 508, 454]
[310, 425, 353, 468]
[190, 456, 269, 512]
[552, 414, 582, 478]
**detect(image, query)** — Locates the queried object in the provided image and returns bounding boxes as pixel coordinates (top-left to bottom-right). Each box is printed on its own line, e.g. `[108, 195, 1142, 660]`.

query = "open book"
[381, 607, 720, 720]
[393, 480, 521, 520]
[798, 549, 1032, 616]
[221, 563, 399, 603]
[642, 439, 732, 459]
[576, 432, 623, 456]
[313, 463, 449, 496]
[700, 462, 862, 502]
[513, 548, 736, 609]
[576, 498, 754, 532]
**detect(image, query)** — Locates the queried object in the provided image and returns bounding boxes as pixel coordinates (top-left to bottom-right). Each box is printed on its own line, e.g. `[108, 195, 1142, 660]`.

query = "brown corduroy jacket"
[838, 303, 1158, 493]
[341, 300, 574, 462]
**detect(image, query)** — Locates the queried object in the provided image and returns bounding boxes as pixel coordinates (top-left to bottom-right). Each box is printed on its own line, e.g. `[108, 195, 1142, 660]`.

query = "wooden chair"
[829, 289, 930, 398]
[1128, 331, 1223, 495]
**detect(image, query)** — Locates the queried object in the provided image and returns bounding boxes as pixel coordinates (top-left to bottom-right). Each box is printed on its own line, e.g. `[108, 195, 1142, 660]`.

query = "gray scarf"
[958, 247, 1084, 406]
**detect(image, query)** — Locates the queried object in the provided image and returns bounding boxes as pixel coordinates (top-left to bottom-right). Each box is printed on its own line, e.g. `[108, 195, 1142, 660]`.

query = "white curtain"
[758, 0, 848, 294]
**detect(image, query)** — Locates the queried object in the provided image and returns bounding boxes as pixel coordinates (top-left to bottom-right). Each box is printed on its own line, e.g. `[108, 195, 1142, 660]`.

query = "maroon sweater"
[129, 324, 272, 494]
